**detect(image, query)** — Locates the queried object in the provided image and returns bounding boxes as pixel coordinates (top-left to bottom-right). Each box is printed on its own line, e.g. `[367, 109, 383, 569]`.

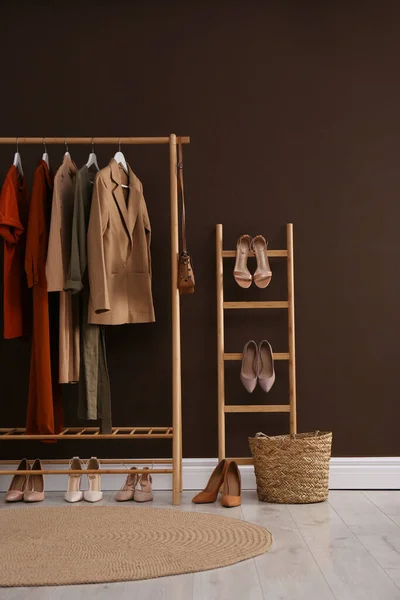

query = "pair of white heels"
[65, 457, 102, 503]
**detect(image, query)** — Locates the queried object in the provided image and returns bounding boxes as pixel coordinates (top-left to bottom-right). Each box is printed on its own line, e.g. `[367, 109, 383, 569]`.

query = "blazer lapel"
[126, 164, 142, 234]
[110, 159, 132, 243]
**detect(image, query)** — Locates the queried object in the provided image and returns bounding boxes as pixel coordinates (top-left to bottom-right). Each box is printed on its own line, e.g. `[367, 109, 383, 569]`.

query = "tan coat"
[87, 159, 155, 325]
[46, 155, 80, 383]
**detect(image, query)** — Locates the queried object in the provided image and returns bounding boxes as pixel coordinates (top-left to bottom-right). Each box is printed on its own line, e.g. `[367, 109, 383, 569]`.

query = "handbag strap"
[177, 138, 187, 254]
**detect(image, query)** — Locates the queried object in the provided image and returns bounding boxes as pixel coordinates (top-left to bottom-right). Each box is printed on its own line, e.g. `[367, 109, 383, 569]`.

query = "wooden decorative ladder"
[216, 223, 297, 464]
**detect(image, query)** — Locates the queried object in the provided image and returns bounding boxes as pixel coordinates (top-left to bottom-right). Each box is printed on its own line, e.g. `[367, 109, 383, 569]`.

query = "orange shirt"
[0, 165, 30, 338]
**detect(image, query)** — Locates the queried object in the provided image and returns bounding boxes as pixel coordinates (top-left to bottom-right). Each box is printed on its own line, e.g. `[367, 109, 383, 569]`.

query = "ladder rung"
[224, 352, 289, 361]
[224, 405, 291, 413]
[222, 250, 288, 258]
[223, 301, 288, 309]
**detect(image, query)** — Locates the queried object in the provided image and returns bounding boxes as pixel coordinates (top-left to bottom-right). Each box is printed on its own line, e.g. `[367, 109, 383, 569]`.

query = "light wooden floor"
[1, 490, 400, 599]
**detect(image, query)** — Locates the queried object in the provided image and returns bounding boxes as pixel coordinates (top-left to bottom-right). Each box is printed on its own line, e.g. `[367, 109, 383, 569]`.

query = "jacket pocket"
[129, 272, 155, 316]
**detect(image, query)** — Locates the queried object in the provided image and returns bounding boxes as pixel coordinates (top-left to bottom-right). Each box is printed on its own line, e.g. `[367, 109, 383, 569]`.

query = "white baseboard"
[0, 457, 399, 492]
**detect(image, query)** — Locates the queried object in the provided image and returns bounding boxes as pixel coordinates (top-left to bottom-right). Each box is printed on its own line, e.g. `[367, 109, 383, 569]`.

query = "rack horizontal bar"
[0, 469, 173, 476]
[0, 458, 173, 465]
[0, 426, 173, 440]
[224, 352, 289, 361]
[224, 405, 291, 413]
[222, 250, 288, 258]
[223, 301, 289, 309]
[0, 136, 190, 145]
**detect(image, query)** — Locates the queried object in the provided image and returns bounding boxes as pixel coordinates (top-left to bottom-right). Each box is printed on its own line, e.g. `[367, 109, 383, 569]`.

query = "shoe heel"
[192, 459, 229, 504]
[234, 235, 253, 288]
[221, 461, 242, 508]
[65, 457, 84, 503]
[84, 457, 103, 503]
[5, 458, 29, 502]
[134, 468, 153, 503]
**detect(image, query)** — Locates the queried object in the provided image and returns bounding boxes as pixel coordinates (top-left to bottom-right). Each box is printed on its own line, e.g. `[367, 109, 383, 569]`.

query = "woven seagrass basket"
[249, 431, 332, 503]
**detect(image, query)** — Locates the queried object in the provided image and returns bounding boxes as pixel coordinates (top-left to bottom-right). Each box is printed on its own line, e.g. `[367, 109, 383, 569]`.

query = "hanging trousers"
[77, 285, 111, 433]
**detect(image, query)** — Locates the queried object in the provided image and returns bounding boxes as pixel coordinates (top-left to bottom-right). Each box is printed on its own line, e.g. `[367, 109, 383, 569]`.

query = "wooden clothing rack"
[0, 134, 190, 505]
[216, 223, 297, 464]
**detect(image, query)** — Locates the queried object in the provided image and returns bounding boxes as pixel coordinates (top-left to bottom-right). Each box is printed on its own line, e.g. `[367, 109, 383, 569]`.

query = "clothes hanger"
[41, 137, 50, 168]
[64, 137, 71, 159]
[86, 137, 99, 172]
[12, 137, 24, 176]
[114, 138, 129, 188]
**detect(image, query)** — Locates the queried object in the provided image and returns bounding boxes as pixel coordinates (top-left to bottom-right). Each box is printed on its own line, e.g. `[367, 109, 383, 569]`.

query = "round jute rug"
[0, 506, 272, 587]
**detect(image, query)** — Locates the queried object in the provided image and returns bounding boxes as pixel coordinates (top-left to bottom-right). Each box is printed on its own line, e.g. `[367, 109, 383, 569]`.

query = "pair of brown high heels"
[234, 234, 272, 289]
[192, 459, 241, 508]
[5, 458, 44, 503]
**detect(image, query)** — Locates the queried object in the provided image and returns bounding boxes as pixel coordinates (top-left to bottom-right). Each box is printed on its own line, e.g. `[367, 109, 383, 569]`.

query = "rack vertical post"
[216, 224, 226, 460]
[169, 134, 183, 503]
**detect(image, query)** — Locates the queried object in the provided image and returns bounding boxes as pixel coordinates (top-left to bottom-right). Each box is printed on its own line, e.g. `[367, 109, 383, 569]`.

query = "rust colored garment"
[25, 161, 63, 434]
[0, 165, 30, 338]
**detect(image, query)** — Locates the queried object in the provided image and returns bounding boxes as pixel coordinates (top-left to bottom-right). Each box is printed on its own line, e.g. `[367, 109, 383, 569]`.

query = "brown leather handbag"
[177, 139, 195, 295]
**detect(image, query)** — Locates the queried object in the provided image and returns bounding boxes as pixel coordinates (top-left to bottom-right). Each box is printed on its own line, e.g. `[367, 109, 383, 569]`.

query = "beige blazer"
[46, 155, 80, 384]
[87, 159, 155, 325]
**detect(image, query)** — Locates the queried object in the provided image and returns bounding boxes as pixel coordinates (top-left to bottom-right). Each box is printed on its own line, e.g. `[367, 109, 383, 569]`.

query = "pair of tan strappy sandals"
[233, 234, 272, 289]
[115, 467, 153, 503]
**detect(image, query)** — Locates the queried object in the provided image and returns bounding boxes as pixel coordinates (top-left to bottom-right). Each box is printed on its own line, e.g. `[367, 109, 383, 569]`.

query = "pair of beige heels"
[241, 340, 276, 393]
[234, 234, 272, 289]
[115, 467, 153, 503]
[192, 459, 241, 508]
[5, 458, 45, 503]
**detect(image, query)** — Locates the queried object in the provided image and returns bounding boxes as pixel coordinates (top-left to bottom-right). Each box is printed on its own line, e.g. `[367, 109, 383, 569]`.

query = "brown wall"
[0, 1, 399, 460]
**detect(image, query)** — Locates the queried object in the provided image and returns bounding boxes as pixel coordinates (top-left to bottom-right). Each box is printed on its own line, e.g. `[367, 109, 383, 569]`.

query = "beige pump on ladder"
[216, 223, 297, 465]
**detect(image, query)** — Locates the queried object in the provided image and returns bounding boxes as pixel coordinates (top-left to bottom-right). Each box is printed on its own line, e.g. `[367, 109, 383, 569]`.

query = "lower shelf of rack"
[0, 468, 173, 475]
[0, 426, 173, 440]
[0, 458, 173, 465]
[224, 405, 290, 413]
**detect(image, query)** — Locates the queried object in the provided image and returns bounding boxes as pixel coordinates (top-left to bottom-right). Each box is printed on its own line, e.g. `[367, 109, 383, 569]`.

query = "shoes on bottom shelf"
[64, 456, 103, 504]
[115, 467, 138, 501]
[115, 467, 153, 503]
[65, 456, 84, 503]
[192, 459, 241, 508]
[5, 458, 45, 503]
[134, 468, 153, 503]
[5, 458, 154, 505]
[84, 457, 102, 503]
